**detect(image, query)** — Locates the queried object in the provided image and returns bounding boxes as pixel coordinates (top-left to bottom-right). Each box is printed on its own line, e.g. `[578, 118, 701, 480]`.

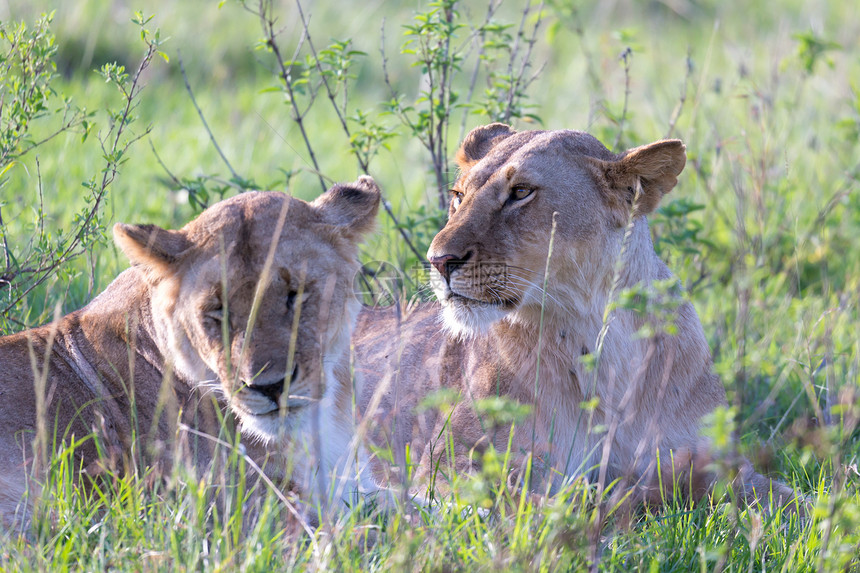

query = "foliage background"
[1, 0, 858, 570]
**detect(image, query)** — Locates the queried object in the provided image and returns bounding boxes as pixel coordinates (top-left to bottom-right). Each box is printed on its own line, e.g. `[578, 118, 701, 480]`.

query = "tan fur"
[0, 176, 381, 528]
[356, 125, 799, 511]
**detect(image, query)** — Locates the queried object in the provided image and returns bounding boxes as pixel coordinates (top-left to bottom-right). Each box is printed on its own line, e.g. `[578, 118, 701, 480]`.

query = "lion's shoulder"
[354, 302, 442, 352]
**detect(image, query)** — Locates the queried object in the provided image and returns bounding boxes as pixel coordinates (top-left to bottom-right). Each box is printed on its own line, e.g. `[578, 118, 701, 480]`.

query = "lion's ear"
[455, 123, 517, 169]
[591, 139, 686, 225]
[113, 223, 193, 273]
[312, 175, 381, 241]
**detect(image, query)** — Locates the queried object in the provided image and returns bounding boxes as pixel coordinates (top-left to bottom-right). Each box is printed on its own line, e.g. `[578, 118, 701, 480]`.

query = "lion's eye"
[286, 290, 298, 310]
[204, 306, 223, 328]
[511, 186, 534, 201]
[449, 189, 464, 209]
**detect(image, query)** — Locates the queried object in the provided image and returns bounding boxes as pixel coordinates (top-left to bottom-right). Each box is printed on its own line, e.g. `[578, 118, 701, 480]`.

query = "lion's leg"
[734, 461, 806, 515]
[0, 468, 32, 533]
[640, 450, 806, 516]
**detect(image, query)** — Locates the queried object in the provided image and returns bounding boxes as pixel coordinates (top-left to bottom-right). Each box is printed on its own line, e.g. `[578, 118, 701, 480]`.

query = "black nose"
[429, 252, 471, 282]
[244, 363, 299, 404]
[247, 379, 283, 403]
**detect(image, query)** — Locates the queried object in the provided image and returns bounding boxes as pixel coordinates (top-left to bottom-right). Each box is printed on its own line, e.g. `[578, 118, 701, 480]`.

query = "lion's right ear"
[588, 139, 686, 226]
[113, 223, 193, 273]
[455, 123, 516, 169]
[311, 175, 381, 241]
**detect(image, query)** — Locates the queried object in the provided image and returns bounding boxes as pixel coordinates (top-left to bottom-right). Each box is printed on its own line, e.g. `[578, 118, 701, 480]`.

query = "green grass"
[2, 0, 859, 570]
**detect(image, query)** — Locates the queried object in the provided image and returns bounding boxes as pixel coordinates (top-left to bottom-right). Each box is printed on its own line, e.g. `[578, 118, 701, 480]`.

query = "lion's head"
[427, 123, 685, 338]
[113, 176, 380, 441]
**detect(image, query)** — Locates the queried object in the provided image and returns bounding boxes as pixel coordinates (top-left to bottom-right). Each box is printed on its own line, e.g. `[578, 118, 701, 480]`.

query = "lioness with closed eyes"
[1, 176, 382, 529]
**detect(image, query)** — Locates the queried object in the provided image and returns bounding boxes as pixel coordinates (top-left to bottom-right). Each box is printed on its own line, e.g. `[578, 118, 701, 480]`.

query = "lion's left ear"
[590, 139, 686, 225]
[113, 223, 193, 273]
[312, 175, 381, 241]
[455, 123, 517, 170]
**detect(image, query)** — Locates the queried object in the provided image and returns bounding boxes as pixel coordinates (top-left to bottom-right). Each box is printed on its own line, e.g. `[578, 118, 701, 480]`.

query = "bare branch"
[178, 53, 240, 182]
[255, 0, 327, 193]
[294, 0, 362, 171]
[502, 0, 545, 124]
[613, 47, 632, 151]
[36, 157, 44, 244]
[565, 7, 605, 129]
[380, 22, 418, 136]
[665, 51, 693, 139]
[458, 0, 503, 140]
[150, 139, 185, 191]
[0, 206, 10, 276]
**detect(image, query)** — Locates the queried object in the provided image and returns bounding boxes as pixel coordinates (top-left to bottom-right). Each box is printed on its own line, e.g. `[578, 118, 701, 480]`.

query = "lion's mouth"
[433, 266, 519, 310]
[233, 363, 313, 417]
[446, 291, 517, 309]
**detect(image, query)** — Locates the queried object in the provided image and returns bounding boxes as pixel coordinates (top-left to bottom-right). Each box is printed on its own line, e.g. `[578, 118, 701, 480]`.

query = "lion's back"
[354, 302, 452, 482]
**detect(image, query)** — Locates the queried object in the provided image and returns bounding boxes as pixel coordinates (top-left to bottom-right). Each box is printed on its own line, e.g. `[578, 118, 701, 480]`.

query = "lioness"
[356, 124, 797, 510]
[0, 176, 381, 528]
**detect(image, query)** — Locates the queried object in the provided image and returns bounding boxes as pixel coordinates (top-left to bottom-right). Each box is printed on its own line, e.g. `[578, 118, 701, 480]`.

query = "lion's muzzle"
[237, 363, 300, 413]
[429, 251, 472, 283]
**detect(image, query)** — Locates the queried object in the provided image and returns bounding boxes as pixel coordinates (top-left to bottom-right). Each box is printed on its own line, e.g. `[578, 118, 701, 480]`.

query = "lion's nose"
[429, 252, 471, 282]
[243, 363, 300, 404]
[245, 379, 284, 404]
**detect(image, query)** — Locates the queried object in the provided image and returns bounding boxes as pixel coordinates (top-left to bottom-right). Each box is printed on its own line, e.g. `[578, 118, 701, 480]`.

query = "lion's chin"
[439, 296, 509, 339]
[232, 405, 307, 444]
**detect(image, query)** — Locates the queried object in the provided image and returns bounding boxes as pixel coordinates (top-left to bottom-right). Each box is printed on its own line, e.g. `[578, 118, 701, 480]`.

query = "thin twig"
[0, 206, 10, 274]
[294, 0, 360, 170]
[380, 198, 426, 264]
[665, 51, 693, 139]
[503, 0, 545, 124]
[297, 2, 428, 263]
[381, 3, 455, 209]
[255, 0, 326, 193]
[149, 140, 185, 190]
[380, 20, 418, 137]
[513, 1, 546, 96]
[613, 47, 632, 151]
[435, 3, 455, 209]
[252, 110, 334, 186]
[148, 139, 215, 211]
[459, 0, 503, 141]
[178, 53, 239, 181]
[566, 7, 605, 130]
[36, 157, 45, 243]
[9, 112, 89, 165]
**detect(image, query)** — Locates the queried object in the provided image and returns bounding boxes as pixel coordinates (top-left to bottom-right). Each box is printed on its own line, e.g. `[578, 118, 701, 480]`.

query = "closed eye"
[203, 305, 223, 331]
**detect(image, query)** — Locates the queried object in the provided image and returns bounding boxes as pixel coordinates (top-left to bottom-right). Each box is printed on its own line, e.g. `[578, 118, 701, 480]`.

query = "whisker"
[501, 276, 565, 308]
[287, 394, 319, 403]
[192, 386, 225, 409]
[483, 286, 507, 306]
[505, 262, 588, 292]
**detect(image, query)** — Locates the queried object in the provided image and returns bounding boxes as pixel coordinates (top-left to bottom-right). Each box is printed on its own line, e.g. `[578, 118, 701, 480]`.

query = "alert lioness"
[356, 124, 798, 510]
[0, 176, 381, 528]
